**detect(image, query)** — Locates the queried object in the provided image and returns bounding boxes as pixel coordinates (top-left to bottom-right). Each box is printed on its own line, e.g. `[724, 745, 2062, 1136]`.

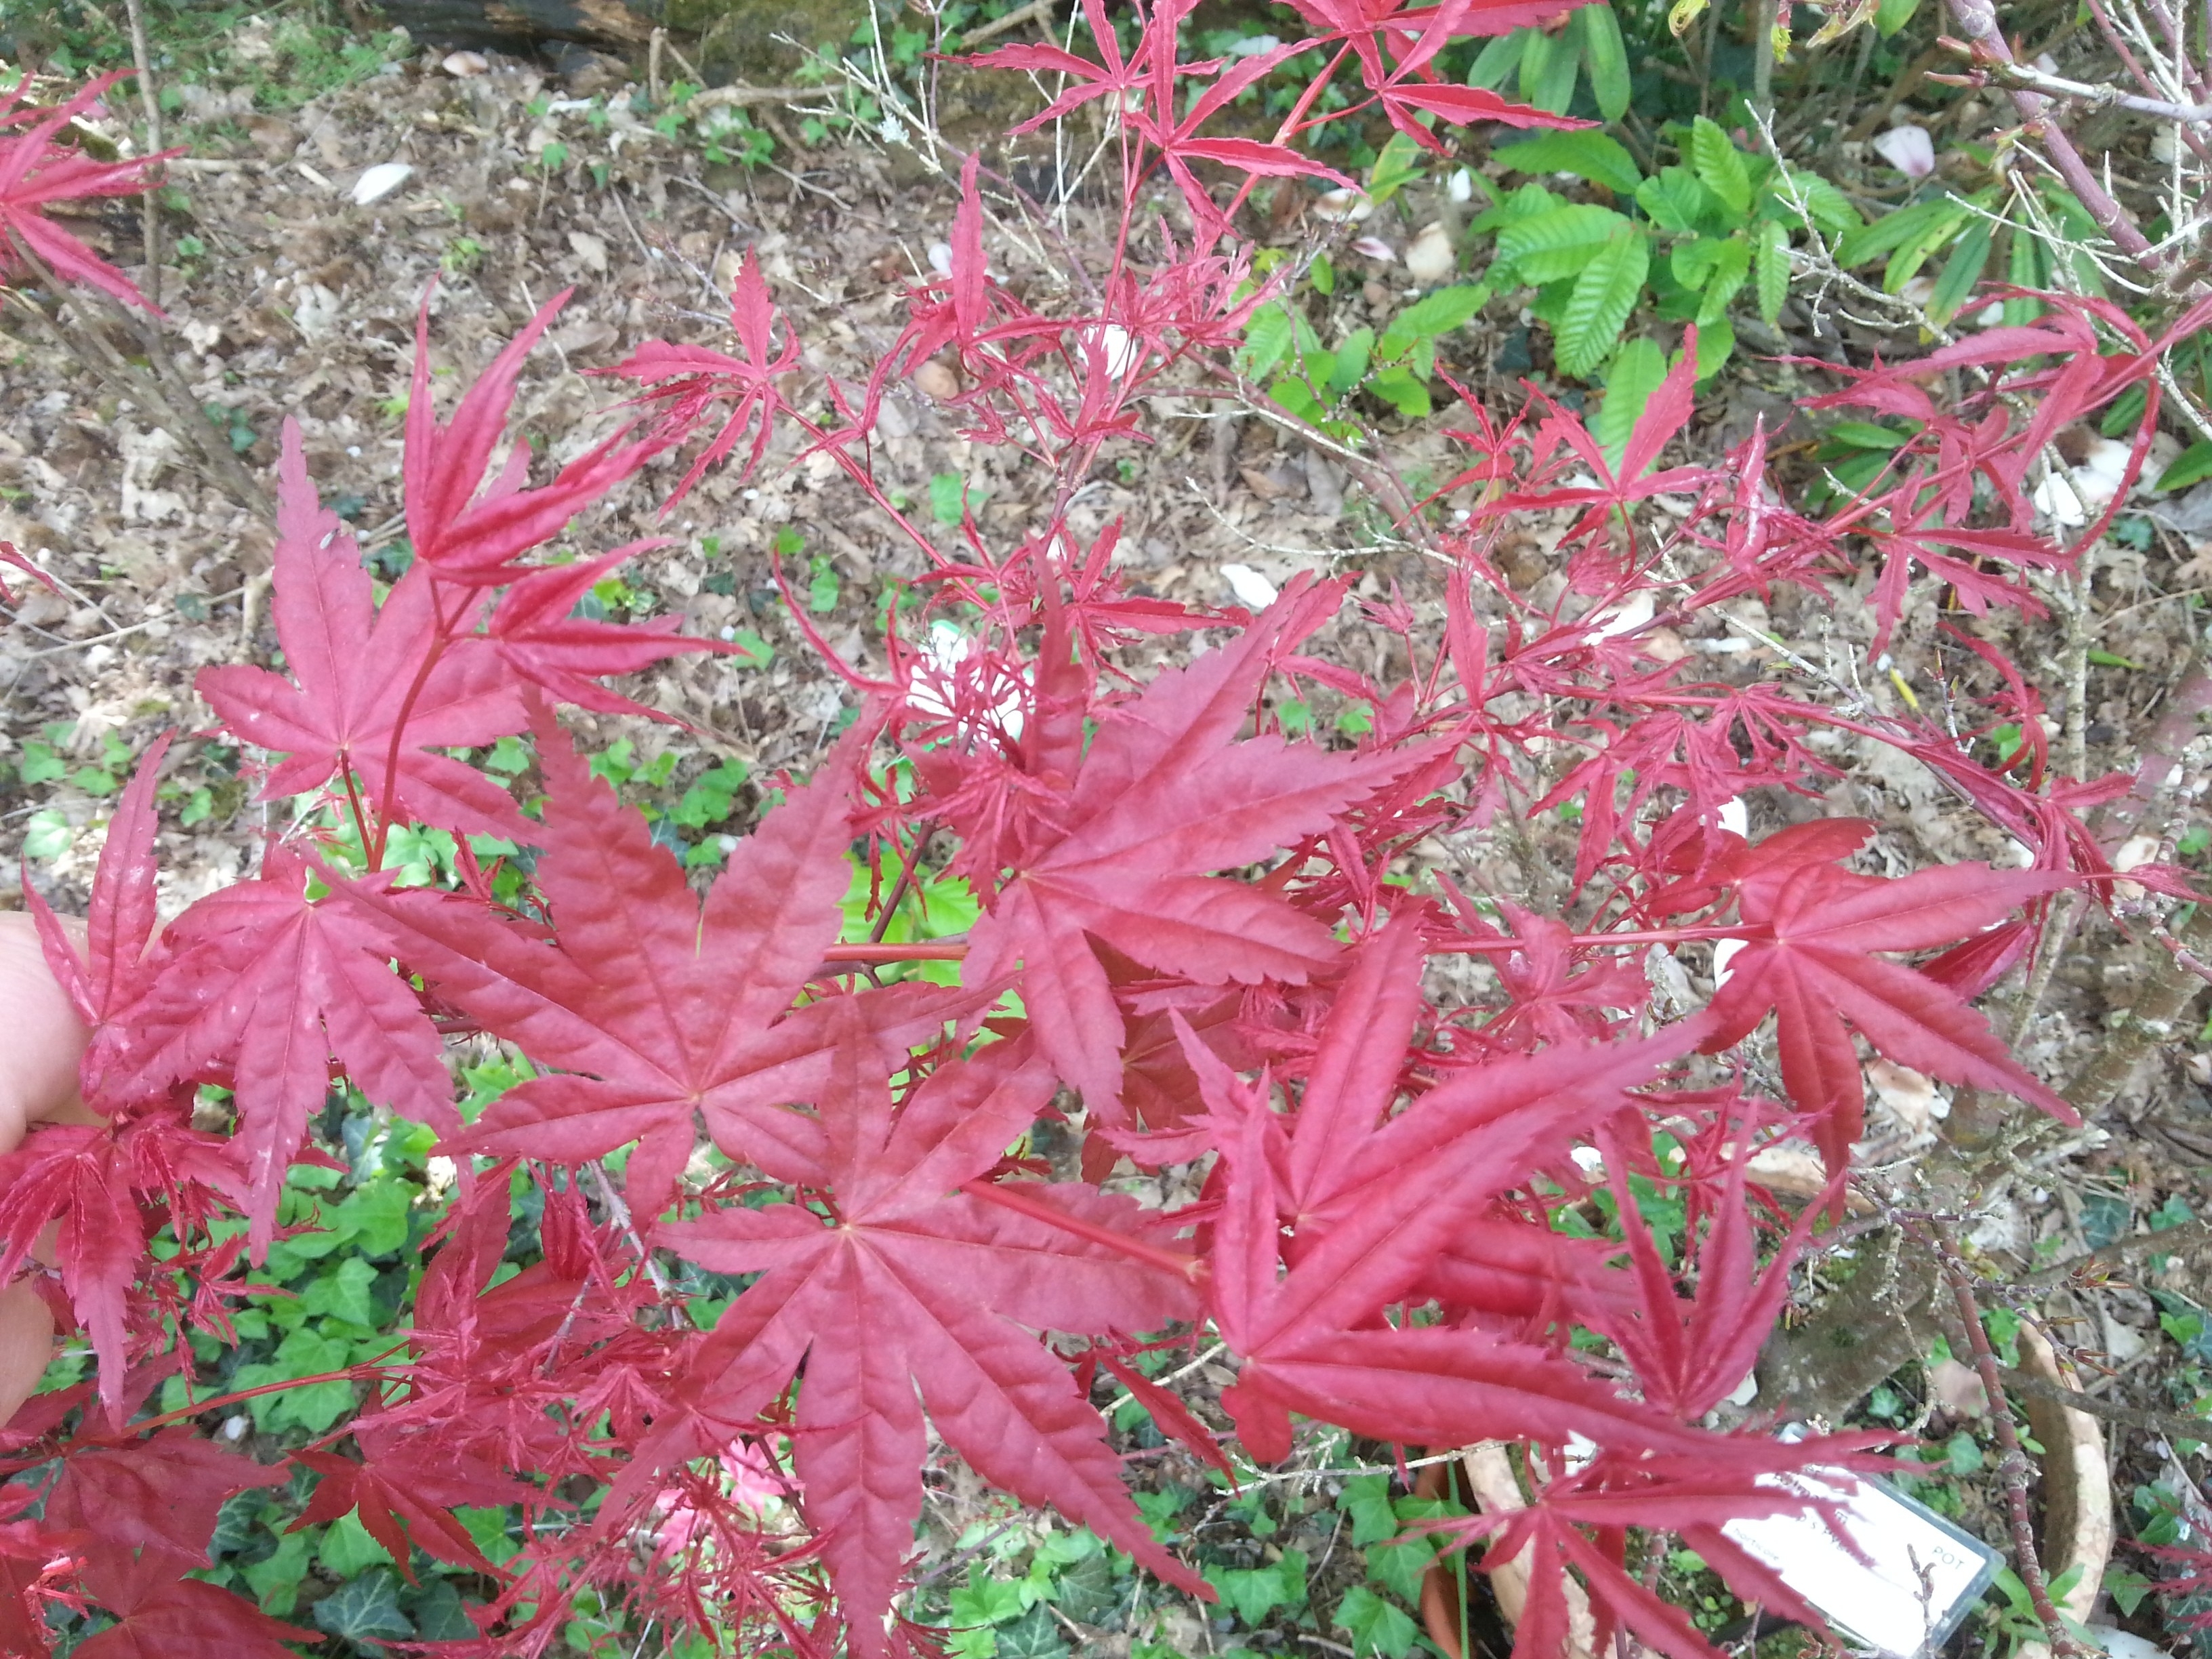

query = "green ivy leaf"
[318, 1511, 398, 1579]
[996, 1603, 1071, 1659]
[1365, 1535, 1435, 1605]
[1338, 1475, 1400, 1545]
[1206, 1549, 1309, 1626]
[241, 1528, 312, 1618]
[409, 1578, 478, 1639]
[1336, 1584, 1420, 1658]
[1555, 228, 1648, 378]
[314, 1565, 415, 1641]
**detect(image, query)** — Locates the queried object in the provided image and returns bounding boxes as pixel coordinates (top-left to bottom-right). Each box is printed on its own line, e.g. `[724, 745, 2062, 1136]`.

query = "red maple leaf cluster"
[0, 24, 2176, 1658]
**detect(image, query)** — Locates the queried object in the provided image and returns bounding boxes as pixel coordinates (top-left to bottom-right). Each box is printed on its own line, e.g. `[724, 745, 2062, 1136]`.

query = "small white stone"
[351, 161, 414, 206]
[1220, 563, 1279, 609]
[441, 49, 489, 76]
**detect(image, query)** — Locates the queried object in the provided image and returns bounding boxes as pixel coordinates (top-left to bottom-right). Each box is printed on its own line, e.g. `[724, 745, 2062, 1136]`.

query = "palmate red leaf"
[0, 75, 178, 312]
[340, 710, 973, 1223]
[605, 247, 802, 504]
[198, 422, 530, 840]
[655, 1027, 1206, 1655]
[291, 1444, 520, 1579]
[942, 577, 1440, 1117]
[401, 290, 659, 581]
[1703, 848, 2077, 1174]
[487, 541, 728, 720]
[49, 1428, 290, 1577]
[72, 1564, 312, 1659]
[24, 730, 171, 1031]
[1188, 919, 1717, 1464]
[0, 1114, 242, 1407]
[100, 842, 455, 1250]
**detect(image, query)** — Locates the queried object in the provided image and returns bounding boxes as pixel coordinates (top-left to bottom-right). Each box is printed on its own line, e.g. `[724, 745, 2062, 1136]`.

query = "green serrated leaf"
[1762, 166, 1861, 234]
[1244, 304, 1294, 379]
[1580, 1, 1631, 119]
[1689, 117, 1751, 218]
[1693, 314, 1735, 378]
[1368, 365, 1432, 417]
[1755, 218, 1789, 323]
[1492, 129, 1642, 195]
[1387, 284, 1487, 341]
[1329, 326, 1375, 398]
[1597, 337, 1668, 467]
[1496, 205, 1628, 285]
[2005, 224, 2048, 325]
[1637, 167, 1719, 235]
[1555, 228, 1648, 378]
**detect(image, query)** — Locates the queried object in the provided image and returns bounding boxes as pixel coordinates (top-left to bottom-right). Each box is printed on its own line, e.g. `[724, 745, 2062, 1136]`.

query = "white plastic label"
[1722, 1467, 2001, 1658]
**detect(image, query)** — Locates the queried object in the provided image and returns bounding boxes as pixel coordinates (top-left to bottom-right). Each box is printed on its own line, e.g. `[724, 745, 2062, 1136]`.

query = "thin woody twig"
[1926, 1219, 2096, 1659]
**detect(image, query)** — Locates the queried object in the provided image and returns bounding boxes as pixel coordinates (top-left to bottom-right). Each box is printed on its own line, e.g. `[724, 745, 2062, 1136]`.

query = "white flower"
[1871, 124, 1936, 180]
[1351, 235, 1397, 263]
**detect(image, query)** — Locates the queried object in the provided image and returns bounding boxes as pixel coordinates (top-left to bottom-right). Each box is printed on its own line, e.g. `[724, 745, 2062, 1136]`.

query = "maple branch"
[368, 586, 456, 871]
[1940, 0, 2160, 268]
[123, 1362, 401, 1438]
[958, 1179, 1204, 1283]
[822, 941, 970, 963]
[1925, 1219, 2096, 1659]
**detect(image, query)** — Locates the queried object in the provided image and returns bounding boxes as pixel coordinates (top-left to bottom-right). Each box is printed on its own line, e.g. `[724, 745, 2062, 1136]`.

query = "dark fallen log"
[371, 0, 660, 51]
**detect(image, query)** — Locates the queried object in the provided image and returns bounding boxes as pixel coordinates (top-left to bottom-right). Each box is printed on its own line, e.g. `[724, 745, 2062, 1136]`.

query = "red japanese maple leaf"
[1473, 333, 1715, 541]
[291, 1440, 532, 1579]
[199, 424, 531, 840]
[70, 1572, 314, 1659]
[24, 730, 171, 1032]
[1702, 833, 2077, 1174]
[486, 541, 730, 721]
[98, 840, 456, 1249]
[401, 290, 659, 581]
[1188, 918, 1717, 1464]
[0, 1114, 244, 1406]
[0, 75, 176, 312]
[339, 710, 974, 1223]
[934, 576, 1439, 1117]
[654, 1029, 1207, 1654]
[0, 538, 57, 607]
[606, 247, 802, 504]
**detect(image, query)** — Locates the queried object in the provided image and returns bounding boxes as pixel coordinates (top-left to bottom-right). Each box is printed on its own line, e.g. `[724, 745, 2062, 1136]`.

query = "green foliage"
[1468, 3, 1633, 120]
[1204, 1548, 1309, 1625]
[1477, 117, 1865, 382]
[1335, 1584, 1420, 1657]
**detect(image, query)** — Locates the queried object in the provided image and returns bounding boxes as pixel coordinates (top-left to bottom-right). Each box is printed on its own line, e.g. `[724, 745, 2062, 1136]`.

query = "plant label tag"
[1721, 1467, 2002, 1657]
